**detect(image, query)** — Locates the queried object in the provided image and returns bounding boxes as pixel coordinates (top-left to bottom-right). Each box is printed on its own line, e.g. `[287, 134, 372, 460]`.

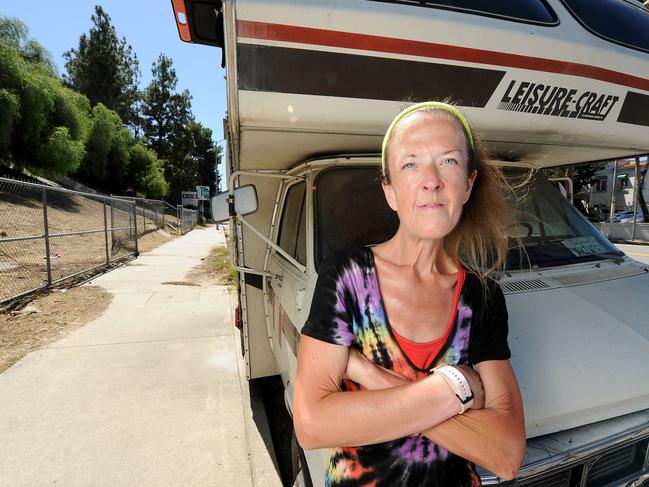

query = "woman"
[293, 101, 525, 487]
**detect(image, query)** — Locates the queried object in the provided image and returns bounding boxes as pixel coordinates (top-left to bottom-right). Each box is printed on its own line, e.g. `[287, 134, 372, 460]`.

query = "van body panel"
[238, 175, 281, 378]
[506, 265, 649, 437]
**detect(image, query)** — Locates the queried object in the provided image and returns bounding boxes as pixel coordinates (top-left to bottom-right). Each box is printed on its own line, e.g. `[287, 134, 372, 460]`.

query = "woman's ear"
[463, 169, 478, 204]
[382, 179, 398, 212]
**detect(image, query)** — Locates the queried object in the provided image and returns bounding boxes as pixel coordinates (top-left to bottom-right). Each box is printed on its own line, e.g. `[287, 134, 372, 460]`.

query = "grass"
[210, 246, 237, 286]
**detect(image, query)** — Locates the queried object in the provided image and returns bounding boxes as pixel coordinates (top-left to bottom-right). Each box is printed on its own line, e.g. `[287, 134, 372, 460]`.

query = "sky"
[0, 0, 228, 183]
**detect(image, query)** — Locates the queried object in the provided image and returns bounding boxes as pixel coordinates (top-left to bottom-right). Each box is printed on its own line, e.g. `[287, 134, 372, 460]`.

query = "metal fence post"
[110, 199, 115, 252]
[103, 199, 110, 264]
[141, 202, 146, 233]
[133, 201, 139, 255]
[177, 205, 183, 234]
[42, 187, 52, 286]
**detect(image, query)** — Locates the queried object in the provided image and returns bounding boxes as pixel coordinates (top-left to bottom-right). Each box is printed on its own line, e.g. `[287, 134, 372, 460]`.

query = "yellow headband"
[381, 101, 474, 176]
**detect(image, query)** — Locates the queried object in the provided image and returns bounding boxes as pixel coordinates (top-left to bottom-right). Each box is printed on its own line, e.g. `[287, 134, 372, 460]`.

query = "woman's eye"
[402, 162, 416, 169]
[442, 158, 458, 165]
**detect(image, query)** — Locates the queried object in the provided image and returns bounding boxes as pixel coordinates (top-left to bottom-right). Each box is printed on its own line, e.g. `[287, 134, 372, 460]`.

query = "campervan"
[172, 1, 649, 485]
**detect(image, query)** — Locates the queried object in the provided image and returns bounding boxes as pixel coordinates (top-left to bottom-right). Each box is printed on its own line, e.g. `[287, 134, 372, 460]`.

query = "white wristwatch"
[433, 364, 475, 414]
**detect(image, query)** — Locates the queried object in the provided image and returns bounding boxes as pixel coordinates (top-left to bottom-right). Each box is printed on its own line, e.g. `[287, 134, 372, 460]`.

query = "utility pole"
[609, 160, 618, 223]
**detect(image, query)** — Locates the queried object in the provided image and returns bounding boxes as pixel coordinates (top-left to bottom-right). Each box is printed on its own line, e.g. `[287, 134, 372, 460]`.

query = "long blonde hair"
[382, 104, 515, 283]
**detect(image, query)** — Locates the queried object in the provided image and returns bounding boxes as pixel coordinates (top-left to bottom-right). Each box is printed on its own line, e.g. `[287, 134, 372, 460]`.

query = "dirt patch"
[185, 245, 235, 286]
[0, 232, 227, 374]
[161, 281, 199, 286]
[137, 229, 178, 254]
[0, 285, 112, 373]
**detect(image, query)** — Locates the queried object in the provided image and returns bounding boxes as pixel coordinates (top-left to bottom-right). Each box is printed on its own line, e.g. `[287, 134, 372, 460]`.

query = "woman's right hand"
[456, 365, 485, 410]
[345, 348, 410, 390]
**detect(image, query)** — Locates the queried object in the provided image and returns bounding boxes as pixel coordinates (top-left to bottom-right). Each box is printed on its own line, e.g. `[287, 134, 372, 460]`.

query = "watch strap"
[433, 364, 474, 414]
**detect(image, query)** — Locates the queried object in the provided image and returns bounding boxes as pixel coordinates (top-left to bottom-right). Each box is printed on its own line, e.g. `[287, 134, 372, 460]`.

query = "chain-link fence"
[1, 177, 138, 303]
[110, 196, 196, 236]
[178, 206, 199, 235]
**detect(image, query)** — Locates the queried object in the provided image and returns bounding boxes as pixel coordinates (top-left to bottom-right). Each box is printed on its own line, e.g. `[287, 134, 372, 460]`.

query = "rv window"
[315, 167, 399, 268]
[366, 0, 558, 25]
[278, 181, 306, 266]
[315, 167, 622, 270]
[560, 0, 649, 53]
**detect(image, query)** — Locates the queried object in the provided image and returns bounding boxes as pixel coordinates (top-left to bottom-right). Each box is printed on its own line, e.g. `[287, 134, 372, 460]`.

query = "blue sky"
[1, 0, 227, 180]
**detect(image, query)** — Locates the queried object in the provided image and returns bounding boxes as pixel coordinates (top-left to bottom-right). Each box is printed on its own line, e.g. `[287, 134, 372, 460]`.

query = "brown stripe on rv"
[237, 43, 504, 106]
[618, 92, 649, 127]
[238, 20, 649, 93]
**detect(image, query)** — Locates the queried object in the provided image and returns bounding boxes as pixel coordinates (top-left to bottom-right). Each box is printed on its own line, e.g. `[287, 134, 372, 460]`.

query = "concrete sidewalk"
[0, 226, 282, 487]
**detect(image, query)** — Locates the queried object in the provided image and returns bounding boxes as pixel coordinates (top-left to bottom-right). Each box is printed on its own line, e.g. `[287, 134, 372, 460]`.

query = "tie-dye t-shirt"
[301, 246, 511, 487]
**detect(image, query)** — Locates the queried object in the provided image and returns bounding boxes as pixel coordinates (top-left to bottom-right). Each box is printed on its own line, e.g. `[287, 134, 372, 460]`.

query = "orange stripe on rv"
[237, 19, 649, 93]
[171, 0, 192, 42]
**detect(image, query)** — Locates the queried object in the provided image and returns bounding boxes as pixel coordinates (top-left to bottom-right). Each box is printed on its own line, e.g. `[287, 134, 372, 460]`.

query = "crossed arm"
[293, 337, 526, 480]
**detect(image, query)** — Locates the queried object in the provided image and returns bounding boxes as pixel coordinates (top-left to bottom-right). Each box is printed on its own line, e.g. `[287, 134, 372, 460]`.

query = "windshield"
[505, 170, 623, 269]
[314, 166, 623, 270]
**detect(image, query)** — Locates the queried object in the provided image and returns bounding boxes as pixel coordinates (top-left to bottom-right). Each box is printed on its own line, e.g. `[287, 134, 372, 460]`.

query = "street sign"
[181, 191, 198, 207]
[196, 185, 210, 200]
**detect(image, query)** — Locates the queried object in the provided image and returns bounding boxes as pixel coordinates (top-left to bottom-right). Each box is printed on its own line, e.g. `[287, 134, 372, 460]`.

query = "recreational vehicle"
[172, 0, 649, 485]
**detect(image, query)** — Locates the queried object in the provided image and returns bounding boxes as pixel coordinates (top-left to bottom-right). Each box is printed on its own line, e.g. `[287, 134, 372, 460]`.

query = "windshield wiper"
[585, 252, 625, 264]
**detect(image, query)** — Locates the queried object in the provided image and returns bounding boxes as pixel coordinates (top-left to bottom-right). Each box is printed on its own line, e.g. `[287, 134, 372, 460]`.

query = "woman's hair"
[382, 103, 516, 283]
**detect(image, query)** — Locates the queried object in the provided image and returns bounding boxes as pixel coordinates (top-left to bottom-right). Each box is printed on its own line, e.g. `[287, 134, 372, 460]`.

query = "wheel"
[291, 431, 313, 487]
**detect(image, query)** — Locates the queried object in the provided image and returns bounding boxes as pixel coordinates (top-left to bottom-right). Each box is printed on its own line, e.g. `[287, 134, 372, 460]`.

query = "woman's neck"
[374, 226, 457, 277]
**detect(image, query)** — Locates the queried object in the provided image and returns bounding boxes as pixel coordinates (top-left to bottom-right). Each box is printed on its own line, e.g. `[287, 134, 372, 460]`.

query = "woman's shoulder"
[318, 245, 374, 274]
[462, 271, 505, 306]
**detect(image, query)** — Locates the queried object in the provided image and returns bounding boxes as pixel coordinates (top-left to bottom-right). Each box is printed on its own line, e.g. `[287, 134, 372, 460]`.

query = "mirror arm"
[237, 214, 307, 274]
[228, 194, 235, 217]
[232, 265, 278, 279]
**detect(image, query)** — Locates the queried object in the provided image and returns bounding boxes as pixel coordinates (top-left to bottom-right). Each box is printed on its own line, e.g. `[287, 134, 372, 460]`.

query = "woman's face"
[382, 111, 477, 241]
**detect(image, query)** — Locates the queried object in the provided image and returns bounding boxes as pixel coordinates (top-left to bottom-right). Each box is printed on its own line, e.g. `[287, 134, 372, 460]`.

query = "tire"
[291, 431, 313, 487]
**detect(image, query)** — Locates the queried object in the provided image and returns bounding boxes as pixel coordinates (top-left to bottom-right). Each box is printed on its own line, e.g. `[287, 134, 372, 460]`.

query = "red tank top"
[392, 268, 466, 370]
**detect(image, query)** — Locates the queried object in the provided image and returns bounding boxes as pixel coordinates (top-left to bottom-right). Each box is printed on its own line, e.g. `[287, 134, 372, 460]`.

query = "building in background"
[588, 156, 648, 218]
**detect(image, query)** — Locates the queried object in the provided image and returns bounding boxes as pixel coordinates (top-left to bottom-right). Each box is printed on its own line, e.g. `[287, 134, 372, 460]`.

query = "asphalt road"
[615, 243, 649, 265]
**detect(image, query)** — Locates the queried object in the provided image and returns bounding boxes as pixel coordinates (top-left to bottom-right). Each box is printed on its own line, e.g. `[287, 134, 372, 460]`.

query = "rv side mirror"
[211, 184, 259, 223]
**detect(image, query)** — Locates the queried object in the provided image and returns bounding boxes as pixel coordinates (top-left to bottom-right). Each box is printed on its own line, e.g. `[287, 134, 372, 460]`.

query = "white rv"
[172, 1, 649, 485]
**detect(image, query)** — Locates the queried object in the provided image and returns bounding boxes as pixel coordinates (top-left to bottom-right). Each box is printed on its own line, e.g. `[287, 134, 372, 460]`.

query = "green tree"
[0, 17, 56, 72]
[0, 17, 90, 175]
[127, 143, 168, 198]
[77, 103, 131, 191]
[190, 121, 220, 195]
[141, 53, 193, 201]
[142, 157, 168, 199]
[63, 5, 140, 127]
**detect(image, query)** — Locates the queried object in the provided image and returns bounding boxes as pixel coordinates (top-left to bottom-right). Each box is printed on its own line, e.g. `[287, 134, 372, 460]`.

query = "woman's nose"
[421, 165, 443, 191]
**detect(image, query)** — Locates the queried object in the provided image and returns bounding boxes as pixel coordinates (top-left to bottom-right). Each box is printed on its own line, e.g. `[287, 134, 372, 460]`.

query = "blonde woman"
[294, 102, 525, 487]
